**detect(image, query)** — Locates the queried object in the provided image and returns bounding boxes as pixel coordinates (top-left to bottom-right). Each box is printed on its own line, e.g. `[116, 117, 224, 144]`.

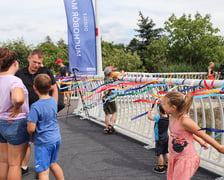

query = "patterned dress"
[167, 115, 200, 180]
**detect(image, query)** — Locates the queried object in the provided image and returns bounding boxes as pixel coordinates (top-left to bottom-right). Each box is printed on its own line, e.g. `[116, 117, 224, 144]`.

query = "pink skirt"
[167, 156, 200, 180]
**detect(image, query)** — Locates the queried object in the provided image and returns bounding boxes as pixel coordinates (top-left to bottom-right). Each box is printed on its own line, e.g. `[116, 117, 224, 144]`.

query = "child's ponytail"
[182, 93, 193, 115]
[165, 91, 193, 117]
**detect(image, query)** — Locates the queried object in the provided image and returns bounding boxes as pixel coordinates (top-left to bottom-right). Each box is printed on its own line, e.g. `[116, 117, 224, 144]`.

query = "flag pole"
[94, 0, 103, 75]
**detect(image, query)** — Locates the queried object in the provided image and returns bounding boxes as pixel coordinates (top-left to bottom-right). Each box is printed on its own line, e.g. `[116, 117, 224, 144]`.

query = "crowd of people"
[0, 48, 64, 180]
[1, 47, 224, 180]
[101, 65, 224, 179]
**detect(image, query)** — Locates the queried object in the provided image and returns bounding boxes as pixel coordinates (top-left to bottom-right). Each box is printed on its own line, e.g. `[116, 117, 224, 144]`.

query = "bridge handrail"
[122, 72, 221, 80]
[72, 75, 224, 176]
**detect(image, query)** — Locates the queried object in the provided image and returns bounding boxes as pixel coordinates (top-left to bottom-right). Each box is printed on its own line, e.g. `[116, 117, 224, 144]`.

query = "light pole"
[94, 0, 103, 75]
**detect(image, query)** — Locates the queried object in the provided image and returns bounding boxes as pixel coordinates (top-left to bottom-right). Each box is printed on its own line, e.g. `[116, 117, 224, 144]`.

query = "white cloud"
[0, 0, 67, 45]
[98, 0, 224, 44]
[0, 0, 224, 45]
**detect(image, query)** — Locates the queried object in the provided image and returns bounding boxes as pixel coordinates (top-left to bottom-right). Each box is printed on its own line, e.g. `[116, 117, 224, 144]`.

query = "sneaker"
[163, 164, 168, 170]
[21, 167, 29, 176]
[153, 165, 166, 174]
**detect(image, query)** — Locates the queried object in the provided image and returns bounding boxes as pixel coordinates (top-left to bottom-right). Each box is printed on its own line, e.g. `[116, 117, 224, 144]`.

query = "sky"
[1, 0, 224, 46]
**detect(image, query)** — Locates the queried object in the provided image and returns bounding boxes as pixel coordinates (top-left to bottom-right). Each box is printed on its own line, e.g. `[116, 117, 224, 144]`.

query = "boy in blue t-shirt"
[27, 74, 64, 180]
[148, 103, 169, 174]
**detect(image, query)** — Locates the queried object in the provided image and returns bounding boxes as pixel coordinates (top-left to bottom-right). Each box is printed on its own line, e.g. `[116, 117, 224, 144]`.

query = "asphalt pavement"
[22, 100, 220, 180]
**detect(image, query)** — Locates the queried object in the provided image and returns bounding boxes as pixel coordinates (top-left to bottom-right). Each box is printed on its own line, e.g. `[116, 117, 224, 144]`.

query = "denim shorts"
[0, 118, 30, 145]
[35, 140, 61, 172]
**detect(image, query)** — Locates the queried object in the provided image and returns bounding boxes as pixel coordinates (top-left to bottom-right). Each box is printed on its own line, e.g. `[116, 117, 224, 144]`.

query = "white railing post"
[71, 74, 224, 176]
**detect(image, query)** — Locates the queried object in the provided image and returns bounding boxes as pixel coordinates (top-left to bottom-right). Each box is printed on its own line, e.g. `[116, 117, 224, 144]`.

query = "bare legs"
[0, 142, 27, 180]
[38, 168, 49, 180]
[104, 112, 117, 134]
[0, 143, 8, 180]
[50, 163, 64, 180]
[165, 153, 169, 166]
[105, 112, 116, 128]
[105, 114, 110, 130]
[64, 93, 70, 106]
[38, 163, 64, 180]
[110, 112, 117, 127]
[157, 155, 164, 166]
[21, 143, 31, 168]
[157, 153, 169, 166]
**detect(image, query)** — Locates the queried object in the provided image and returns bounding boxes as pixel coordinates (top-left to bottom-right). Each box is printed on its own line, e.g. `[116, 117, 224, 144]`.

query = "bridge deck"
[23, 102, 220, 180]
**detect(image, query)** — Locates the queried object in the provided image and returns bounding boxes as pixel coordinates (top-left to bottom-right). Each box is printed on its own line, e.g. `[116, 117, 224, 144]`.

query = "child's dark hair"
[158, 103, 166, 114]
[164, 91, 193, 117]
[34, 74, 51, 94]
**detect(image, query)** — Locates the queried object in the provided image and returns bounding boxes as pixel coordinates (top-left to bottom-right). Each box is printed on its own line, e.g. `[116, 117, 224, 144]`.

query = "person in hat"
[103, 66, 117, 134]
[55, 59, 70, 106]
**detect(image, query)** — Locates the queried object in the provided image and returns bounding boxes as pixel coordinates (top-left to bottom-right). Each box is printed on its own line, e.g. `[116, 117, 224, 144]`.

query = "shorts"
[155, 139, 168, 156]
[103, 101, 117, 115]
[35, 140, 61, 172]
[0, 118, 30, 145]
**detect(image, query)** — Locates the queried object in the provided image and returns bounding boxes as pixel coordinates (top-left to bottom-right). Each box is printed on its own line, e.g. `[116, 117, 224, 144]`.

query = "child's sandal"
[104, 128, 109, 134]
[108, 125, 115, 134]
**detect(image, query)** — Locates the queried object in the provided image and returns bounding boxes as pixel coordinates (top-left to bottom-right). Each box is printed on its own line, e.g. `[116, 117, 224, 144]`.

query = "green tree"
[164, 12, 224, 71]
[36, 36, 69, 73]
[57, 38, 68, 49]
[145, 37, 169, 72]
[102, 41, 144, 72]
[0, 38, 33, 68]
[135, 11, 163, 45]
[56, 38, 69, 66]
[127, 38, 142, 54]
[128, 11, 164, 71]
[45, 35, 53, 44]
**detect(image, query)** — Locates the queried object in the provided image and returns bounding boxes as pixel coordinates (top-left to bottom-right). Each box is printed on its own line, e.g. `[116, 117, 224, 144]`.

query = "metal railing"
[123, 72, 221, 80]
[68, 72, 221, 99]
[71, 74, 224, 176]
